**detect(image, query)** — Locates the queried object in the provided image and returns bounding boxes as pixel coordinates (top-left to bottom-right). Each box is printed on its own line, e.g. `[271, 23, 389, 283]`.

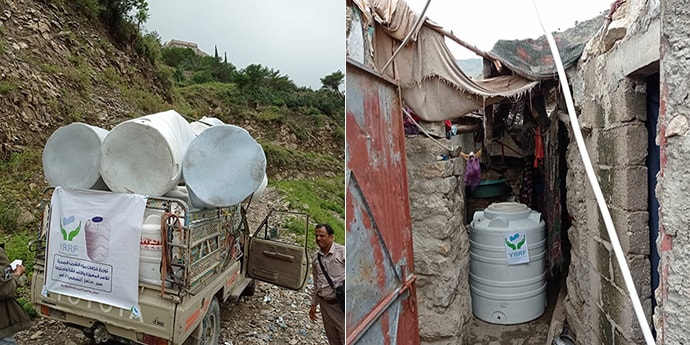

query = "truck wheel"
[187, 297, 220, 345]
[241, 279, 256, 297]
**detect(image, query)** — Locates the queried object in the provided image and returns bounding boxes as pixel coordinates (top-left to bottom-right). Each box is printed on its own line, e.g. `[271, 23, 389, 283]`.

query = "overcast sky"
[405, 0, 609, 60]
[144, 0, 344, 90]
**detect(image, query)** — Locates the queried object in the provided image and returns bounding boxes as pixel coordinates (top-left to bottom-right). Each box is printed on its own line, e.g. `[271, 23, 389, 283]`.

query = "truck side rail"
[33, 187, 245, 299]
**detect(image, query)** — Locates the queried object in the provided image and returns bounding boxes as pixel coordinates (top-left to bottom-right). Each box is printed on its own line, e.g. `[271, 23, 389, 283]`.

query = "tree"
[135, 0, 150, 30]
[320, 70, 344, 98]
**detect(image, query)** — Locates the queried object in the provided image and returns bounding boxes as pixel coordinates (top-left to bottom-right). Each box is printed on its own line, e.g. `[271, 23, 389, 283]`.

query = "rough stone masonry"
[405, 136, 472, 345]
[656, 0, 690, 343]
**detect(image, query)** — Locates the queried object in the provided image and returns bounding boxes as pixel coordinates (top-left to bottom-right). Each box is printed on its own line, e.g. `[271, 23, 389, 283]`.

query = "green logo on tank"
[505, 233, 526, 250]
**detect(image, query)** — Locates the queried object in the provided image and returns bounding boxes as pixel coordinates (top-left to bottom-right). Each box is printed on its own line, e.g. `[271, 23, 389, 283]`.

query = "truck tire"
[186, 297, 220, 345]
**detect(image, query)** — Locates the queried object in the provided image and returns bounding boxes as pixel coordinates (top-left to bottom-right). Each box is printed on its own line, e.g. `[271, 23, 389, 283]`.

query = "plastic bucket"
[190, 117, 224, 135]
[139, 256, 162, 285]
[100, 110, 196, 196]
[42, 122, 109, 190]
[139, 212, 163, 284]
[183, 124, 266, 208]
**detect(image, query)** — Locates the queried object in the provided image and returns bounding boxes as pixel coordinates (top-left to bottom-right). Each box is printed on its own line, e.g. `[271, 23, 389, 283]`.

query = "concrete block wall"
[565, 2, 658, 343]
[405, 136, 472, 345]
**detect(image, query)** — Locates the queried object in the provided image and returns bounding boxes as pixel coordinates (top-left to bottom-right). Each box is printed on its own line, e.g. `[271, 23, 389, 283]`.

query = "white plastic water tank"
[469, 202, 547, 324]
[246, 173, 268, 202]
[182, 124, 266, 208]
[42, 122, 109, 190]
[100, 110, 196, 196]
[163, 185, 193, 209]
[190, 116, 224, 136]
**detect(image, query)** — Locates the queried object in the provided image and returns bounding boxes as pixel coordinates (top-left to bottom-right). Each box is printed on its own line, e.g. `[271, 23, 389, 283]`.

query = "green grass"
[1, 231, 35, 273]
[0, 80, 16, 93]
[0, 150, 43, 234]
[261, 142, 342, 178]
[272, 177, 344, 251]
[1, 228, 39, 318]
[40, 63, 60, 74]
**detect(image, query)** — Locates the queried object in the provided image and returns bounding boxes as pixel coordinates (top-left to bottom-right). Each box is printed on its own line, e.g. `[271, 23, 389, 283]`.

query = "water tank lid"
[487, 202, 528, 213]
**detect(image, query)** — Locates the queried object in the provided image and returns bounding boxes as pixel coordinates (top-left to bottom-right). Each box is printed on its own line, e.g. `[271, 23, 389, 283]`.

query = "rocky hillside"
[0, 0, 344, 234]
[0, 0, 166, 160]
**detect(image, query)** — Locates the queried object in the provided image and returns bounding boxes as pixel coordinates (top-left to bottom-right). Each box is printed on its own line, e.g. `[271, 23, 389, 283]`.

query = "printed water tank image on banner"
[85, 216, 111, 263]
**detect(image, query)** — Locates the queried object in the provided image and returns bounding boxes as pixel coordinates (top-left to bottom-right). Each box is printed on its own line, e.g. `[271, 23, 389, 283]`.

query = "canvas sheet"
[368, 0, 539, 121]
[487, 15, 603, 80]
[44, 187, 147, 311]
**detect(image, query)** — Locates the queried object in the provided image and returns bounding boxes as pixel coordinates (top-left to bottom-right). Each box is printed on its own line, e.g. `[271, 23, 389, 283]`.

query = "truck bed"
[31, 190, 252, 344]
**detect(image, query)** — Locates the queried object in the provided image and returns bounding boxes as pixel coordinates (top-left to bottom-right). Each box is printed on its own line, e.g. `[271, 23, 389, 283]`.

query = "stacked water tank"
[42, 110, 268, 284]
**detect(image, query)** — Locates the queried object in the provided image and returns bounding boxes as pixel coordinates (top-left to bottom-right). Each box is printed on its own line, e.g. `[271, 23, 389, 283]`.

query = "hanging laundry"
[461, 150, 482, 190]
[519, 161, 534, 207]
[403, 106, 421, 135]
[534, 126, 544, 168]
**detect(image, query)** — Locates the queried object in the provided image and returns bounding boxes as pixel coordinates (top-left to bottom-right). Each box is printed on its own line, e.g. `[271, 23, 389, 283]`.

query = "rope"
[160, 212, 182, 297]
[402, 107, 454, 151]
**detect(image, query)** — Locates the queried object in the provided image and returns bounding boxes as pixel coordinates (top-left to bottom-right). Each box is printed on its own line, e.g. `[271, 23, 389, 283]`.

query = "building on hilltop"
[162, 39, 209, 57]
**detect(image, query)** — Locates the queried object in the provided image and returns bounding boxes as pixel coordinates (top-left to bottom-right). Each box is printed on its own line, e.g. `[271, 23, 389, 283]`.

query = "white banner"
[45, 187, 147, 310]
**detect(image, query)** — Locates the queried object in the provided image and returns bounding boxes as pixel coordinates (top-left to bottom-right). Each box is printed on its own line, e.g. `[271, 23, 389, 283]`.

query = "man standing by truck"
[308, 224, 345, 345]
[0, 244, 33, 345]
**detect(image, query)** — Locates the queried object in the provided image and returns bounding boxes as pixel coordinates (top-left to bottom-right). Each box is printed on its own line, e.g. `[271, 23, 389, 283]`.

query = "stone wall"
[656, 0, 690, 343]
[565, 0, 659, 343]
[405, 136, 472, 345]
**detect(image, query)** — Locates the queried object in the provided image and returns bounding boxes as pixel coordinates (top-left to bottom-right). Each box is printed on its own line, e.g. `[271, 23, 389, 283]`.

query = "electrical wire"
[531, 1, 654, 344]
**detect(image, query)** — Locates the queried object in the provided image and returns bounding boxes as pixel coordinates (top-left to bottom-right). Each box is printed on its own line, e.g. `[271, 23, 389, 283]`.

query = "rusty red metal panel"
[346, 60, 420, 345]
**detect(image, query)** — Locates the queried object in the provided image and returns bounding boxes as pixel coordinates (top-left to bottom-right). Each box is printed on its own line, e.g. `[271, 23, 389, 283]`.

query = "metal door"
[345, 59, 420, 345]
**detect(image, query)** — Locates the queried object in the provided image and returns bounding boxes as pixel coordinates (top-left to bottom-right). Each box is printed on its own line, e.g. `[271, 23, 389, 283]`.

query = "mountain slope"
[0, 0, 344, 234]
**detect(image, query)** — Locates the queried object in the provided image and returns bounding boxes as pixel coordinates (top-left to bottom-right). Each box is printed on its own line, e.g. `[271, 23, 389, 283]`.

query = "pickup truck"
[30, 187, 310, 345]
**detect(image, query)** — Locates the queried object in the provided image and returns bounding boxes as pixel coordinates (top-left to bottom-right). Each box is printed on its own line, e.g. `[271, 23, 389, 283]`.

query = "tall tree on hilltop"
[320, 70, 344, 98]
[134, 0, 149, 30]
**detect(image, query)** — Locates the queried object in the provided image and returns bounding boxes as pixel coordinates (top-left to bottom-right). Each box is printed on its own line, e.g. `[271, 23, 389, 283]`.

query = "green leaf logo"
[516, 237, 526, 250]
[60, 221, 81, 241]
[504, 238, 517, 250]
[68, 222, 81, 241]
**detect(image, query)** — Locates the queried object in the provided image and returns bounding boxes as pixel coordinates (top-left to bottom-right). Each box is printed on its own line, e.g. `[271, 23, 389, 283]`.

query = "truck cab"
[30, 187, 310, 345]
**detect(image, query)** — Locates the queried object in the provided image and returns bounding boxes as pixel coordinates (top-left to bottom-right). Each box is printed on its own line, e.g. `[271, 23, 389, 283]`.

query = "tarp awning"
[365, 0, 539, 122]
[487, 14, 603, 80]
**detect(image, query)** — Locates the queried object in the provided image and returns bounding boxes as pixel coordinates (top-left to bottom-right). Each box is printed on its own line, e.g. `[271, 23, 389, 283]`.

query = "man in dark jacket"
[0, 244, 33, 344]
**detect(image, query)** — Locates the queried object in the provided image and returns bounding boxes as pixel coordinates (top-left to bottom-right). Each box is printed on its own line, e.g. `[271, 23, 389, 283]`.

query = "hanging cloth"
[534, 126, 544, 168]
[464, 155, 481, 190]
